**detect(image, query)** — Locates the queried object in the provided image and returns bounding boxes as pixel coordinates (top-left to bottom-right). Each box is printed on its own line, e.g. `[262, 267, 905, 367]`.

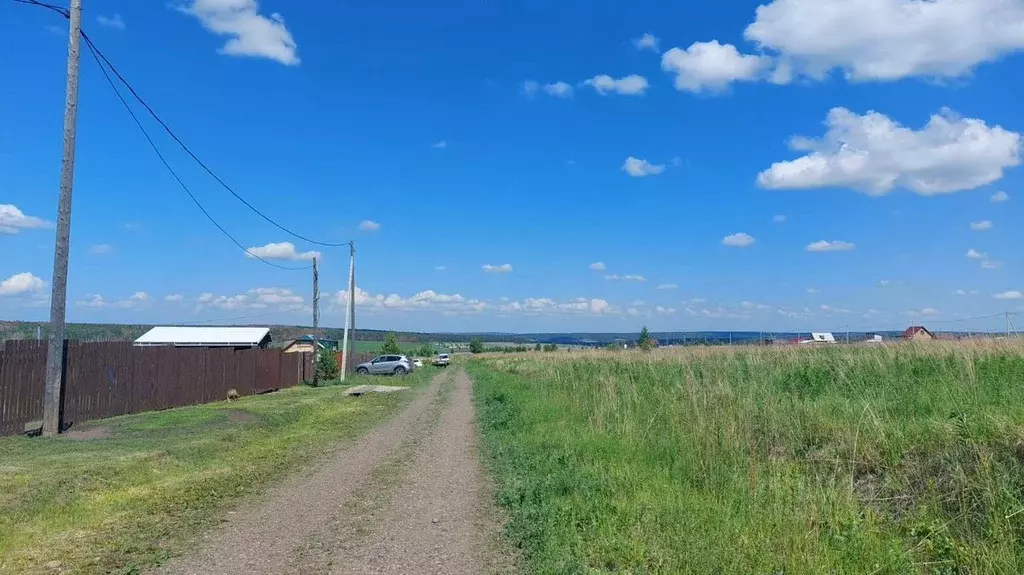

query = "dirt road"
[153, 369, 514, 575]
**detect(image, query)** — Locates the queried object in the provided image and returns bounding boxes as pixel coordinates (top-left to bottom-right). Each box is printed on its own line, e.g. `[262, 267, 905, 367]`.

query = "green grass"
[471, 341, 1024, 574]
[0, 369, 434, 574]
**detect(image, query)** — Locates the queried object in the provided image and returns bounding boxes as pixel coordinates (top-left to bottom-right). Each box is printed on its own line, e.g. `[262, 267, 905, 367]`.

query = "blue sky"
[2, 0, 1023, 333]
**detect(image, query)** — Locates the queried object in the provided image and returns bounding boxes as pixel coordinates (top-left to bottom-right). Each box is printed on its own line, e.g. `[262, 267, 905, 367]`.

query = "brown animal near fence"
[0, 340, 314, 437]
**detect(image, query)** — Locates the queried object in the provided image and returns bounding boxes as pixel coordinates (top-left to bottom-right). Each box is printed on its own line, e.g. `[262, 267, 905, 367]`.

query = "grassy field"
[0, 369, 434, 574]
[471, 341, 1024, 574]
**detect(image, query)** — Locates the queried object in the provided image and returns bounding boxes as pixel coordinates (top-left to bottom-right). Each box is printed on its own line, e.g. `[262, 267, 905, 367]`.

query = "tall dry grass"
[472, 340, 1024, 574]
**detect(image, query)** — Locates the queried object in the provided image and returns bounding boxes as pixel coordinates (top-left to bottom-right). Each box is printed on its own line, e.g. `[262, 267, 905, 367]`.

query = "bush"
[315, 350, 339, 383]
[381, 332, 402, 355]
[470, 337, 485, 354]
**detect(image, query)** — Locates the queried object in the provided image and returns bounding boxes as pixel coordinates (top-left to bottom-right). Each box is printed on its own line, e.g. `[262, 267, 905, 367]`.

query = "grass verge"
[471, 342, 1024, 574]
[0, 367, 435, 574]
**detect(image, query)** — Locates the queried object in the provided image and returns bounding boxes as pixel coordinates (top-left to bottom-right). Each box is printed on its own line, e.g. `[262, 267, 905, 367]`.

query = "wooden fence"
[0, 341, 314, 437]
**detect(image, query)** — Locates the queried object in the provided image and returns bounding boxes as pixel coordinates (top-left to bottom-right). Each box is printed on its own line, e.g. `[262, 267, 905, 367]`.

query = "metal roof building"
[133, 326, 272, 349]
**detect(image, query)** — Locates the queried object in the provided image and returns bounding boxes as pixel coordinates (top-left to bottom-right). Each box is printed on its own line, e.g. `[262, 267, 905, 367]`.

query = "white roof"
[811, 332, 836, 342]
[134, 326, 271, 347]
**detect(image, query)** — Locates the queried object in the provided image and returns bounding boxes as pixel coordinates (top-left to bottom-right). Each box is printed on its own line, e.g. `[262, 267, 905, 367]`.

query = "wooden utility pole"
[312, 256, 320, 333]
[340, 242, 355, 382]
[43, 0, 83, 437]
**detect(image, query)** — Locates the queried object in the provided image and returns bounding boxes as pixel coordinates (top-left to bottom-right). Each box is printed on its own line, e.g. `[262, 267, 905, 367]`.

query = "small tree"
[469, 337, 485, 354]
[417, 342, 435, 357]
[316, 350, 339, 382]
[543, 343, 558, 352]
[638, 326, 656, 351]
[534, 343, 542, 352]
[381, 332, 402, 355]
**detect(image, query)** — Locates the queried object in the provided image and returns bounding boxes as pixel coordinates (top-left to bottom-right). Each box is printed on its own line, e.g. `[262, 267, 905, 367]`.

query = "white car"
[412, 359, 424, 368]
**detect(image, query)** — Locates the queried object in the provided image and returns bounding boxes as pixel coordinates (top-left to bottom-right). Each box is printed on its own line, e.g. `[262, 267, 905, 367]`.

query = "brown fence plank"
[1, 342, 304, 436]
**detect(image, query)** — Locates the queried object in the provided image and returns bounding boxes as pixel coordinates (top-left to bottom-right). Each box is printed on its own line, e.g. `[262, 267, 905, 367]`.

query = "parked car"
[432, 353, 450, 368]
[412, 358, 424, 368]
[355, 355, 413, 376]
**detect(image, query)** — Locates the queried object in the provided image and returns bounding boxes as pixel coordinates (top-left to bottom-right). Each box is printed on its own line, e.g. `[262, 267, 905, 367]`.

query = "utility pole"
[312, 256, 320, 333]
[340, 242, 356, 382]
[43, 0, 83, 437]
[846, 325, 850, 344]
[311, 256, 320, 385]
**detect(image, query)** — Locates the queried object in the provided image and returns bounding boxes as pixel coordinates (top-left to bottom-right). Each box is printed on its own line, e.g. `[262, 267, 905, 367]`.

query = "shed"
[903, 326, 935, 341]
[282, 335, 339, 354]
[134, 326, 272, 349]
[800, 332, 837, 344]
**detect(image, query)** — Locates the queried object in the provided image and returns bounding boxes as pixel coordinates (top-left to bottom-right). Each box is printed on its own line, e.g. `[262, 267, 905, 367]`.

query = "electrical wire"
[13, 0, 323, 269]
[82, 36, 312, 271]
[78, 34, 351, 248]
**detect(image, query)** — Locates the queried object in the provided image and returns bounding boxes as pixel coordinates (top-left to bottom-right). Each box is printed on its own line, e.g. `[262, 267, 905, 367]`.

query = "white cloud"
[583, 74, 649, 96]
[634, 32, 659, 52]
[879, 280, 892, 287]
[165, 294, 184, 302]
[722, 232, 756, 247]
[655, 306, 677, 315]
[622, 157, 665, 177]
[806, 288, 819, 294]
[197, 293, 214, 303]
[332, 287, 612, 317]
[806, 240, 856, 252]
[605, 274, 646, 282]
[773, 214, 787, 223]
[434, 265, 446, 271]
[90, 244, 114, 255]
[0, 204, 51, 234]
[661, 41, 770, 92]
[921, 308, 940, 316]
[96, 13, 125, 29]
[992, 190, 1010, 203]
[995, 291, 1022, 300]
[178, 0, 299, 65]
[758, 108, 1021, 195]
[482, 264, 513, 274]
[250, 287, 303, 306]
[967, 249, 988, 260]
[77, 295, 106, 308]
[982, 260, 1004, 270]
[589, 262, 607, 271]
[0, 272, 46, 296]
[657, 284, 678, 290]
[543, 81, 574, 98]
[523, 80, 574, 98]
[744, 0, 1024, 82]
[431, 140, 447, 149]
[246, 242, 319, 261]
[970, 220, 993, 231]
[131, 292, 149, 301]
[358, 220, 381, 232]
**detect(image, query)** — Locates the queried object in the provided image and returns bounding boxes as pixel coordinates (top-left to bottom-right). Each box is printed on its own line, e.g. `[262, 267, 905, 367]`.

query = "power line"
[79, 32, 349, 248]
[14, 0, 320, 270]
[81, 35, 312, 271]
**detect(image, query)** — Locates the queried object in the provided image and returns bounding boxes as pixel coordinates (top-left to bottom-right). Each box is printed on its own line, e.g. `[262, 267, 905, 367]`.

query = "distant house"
[281, 335, 339, 354]
[134, 326, 271, 349]
[800, 332, 837, 344]
[903, 326, 935, 341]
[865, 334, 884, 344]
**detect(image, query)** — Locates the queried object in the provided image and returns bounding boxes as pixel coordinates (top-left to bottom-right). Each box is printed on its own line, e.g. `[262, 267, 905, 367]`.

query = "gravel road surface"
[153, 368, 514, 575]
